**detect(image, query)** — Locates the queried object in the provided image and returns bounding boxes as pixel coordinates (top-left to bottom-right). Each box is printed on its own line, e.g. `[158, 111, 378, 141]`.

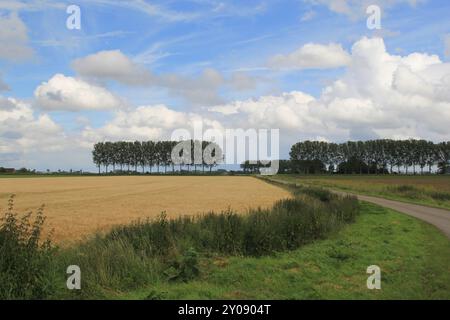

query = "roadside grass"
[121, 202, 450, 300]
[269, 175, 450, 210]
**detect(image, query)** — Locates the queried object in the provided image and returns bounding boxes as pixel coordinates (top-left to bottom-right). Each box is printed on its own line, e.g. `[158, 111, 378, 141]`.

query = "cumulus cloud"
[0, 12, 34, 61]
[71, 50, 259, 106]
[72, 50, 154, 85]
[268, 43, 351, 70]
[79, 37, 450, 150]
[0, 96, 64, 154]
[34, 74, 123, 111]
[81, 104, 223, 143]
[0, 95, 96, 170]
[209, 37, 450, 142]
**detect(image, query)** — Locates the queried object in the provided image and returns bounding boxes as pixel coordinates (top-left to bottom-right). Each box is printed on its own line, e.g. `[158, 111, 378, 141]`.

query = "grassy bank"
[269, 175, 450, 210]
[121, 202, 450, 300]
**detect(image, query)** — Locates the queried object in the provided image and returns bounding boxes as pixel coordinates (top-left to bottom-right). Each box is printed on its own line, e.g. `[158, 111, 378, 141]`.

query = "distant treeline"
[288, 139, 450, 174]
[241, 139, 450, 174]
[92, 140, 222, 174]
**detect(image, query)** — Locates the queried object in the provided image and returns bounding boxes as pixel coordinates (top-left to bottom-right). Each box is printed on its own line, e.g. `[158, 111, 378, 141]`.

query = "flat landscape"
[0, 176, 291, 243]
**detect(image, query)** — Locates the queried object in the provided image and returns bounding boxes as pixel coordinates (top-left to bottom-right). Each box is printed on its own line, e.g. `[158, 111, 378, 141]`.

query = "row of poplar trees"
[290, 139, 450, 174]
[92, 140, 222, 174]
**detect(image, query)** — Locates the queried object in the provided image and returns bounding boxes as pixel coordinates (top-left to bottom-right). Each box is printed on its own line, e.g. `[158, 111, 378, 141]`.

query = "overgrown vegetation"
[123, 202, 450, 300]
[386, 184, 450, 202]
[0, 195, 57, 299]
[0, 185, 358, 299]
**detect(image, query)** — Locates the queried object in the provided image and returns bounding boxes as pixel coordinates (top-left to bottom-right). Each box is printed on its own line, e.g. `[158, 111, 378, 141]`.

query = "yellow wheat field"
[0, 176, 290, 244]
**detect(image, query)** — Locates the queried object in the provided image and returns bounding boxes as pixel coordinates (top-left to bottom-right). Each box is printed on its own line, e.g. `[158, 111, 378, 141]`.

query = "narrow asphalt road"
[334, 191, 450, 239]
[262, 178, 450, 239]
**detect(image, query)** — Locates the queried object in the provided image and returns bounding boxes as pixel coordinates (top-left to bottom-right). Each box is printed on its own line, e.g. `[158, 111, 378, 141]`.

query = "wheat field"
[0, 176, 290, 244]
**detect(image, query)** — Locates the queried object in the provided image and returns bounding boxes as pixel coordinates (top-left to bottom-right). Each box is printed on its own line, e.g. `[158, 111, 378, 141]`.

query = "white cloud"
[72, 50, 154, 85]
[34, 74, 123, 111]
[0, 95, 96, 170]
[268, 43, 351, 70]
[81, 37, 450, 152]
[0, 96, 64, 154]
[72, 50, 260, 106]
[209, 37, 450, 142]
[82, 104, 223, 143]
[0, 12, 34, 61]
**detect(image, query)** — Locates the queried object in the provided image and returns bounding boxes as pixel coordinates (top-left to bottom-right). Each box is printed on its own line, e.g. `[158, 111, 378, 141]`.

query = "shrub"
[0, 195, 57, 299]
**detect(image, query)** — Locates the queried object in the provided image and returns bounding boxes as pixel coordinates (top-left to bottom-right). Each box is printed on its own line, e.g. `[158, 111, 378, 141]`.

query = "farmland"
[269, 175, 450, 210]
[0, 176, 291, 244]
[0, 175, 449, 300]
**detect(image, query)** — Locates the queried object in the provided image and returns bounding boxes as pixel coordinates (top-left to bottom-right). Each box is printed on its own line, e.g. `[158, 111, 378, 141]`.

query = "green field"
[268, 175, 450, 210]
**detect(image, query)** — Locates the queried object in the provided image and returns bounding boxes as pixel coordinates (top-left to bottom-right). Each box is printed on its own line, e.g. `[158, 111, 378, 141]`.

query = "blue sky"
[1, 0, 450, 171]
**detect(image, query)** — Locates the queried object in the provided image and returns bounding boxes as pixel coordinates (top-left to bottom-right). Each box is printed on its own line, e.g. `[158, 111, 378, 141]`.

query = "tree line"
[289, 139, 450, 174]
[92, 140, 222, 174]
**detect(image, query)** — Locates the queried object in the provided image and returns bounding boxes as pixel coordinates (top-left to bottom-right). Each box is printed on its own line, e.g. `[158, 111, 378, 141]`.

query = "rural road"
[334, 191, 450, 239]
[263, 178, 450, 239]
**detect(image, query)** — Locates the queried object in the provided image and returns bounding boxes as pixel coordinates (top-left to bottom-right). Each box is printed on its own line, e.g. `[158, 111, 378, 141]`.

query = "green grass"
[119, 202, 450, 300]
[268, 175, 450, 210]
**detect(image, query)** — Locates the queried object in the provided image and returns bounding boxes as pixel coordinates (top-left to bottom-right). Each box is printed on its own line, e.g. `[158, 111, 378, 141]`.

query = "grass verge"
[121, 202, 450, 300]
